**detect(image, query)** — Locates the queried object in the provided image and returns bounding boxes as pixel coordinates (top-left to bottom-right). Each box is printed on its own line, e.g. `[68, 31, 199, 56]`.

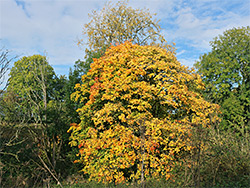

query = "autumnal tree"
[73, 0, 171, 110]
[79, 0, 169, 51]
[72, 0, 172, 130]
[69, 41, 219, 185]
[194, 26, 250, 134]
[73, 0, 172, 113]
[67, 47, 108, 126]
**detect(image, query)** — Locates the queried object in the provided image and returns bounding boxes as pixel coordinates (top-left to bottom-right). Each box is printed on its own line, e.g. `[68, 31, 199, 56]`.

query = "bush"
[171, 125, 250, 187]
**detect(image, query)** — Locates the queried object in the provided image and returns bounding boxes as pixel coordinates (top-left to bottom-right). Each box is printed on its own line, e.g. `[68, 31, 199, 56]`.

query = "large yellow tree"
[68, 41, 219, 184]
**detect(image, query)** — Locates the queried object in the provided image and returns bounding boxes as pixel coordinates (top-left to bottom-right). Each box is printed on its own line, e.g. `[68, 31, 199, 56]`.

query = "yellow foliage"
[68, 41, 220, 184]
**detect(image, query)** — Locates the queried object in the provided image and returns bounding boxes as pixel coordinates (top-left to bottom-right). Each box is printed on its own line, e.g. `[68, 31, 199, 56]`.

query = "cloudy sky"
[1, 0, 250, 77]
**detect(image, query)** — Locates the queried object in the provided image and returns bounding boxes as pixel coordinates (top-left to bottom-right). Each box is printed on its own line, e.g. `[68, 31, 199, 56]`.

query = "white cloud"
[0, 0, 249, 75]
[162, 0, 250, 50]
[177, 58, 198, 68]
[177, 49, 186, 56]
[0, 0, 105, 67]
[158, 0, 250, 67]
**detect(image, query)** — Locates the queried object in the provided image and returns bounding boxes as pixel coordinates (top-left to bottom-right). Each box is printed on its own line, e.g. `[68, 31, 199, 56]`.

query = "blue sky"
[1, 0, 250, 78]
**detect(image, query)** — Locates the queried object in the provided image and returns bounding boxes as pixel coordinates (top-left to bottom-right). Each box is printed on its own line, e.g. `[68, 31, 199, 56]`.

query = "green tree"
[7, 55, 56, 124]
[2, 55, 70, 187]
[194, 26, 250, 134]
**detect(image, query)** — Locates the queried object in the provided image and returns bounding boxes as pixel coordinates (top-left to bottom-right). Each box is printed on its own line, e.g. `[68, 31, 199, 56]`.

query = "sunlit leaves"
[79, 0, 171, 51]
[69, 41, 219, 184]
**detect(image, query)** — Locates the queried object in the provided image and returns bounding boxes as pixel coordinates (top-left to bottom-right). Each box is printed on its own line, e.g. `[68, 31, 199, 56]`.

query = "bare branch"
[38, 155, 63, 188]
[0, 47, 16, 91]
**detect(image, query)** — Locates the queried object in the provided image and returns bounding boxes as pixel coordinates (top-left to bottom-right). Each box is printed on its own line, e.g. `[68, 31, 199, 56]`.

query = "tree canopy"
[7, 55, 56, 124]
[68, 41, 219, 184]
[8, 55, 55, 95]
[194, 26, 250, 132]
[79, 0, 169, 51]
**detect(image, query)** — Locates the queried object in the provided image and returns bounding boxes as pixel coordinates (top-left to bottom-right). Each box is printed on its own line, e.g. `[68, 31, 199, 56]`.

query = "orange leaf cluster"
[69, 41, 220, 184]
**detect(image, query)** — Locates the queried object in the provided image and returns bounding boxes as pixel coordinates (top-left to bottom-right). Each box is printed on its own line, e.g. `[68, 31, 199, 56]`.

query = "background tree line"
[0, 1, 249, 187]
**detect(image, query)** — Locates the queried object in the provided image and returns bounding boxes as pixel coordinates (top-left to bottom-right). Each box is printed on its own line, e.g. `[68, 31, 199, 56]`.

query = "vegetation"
[0, 1, 249, 187]
[1, 55, 72, 187]
[195, 26, 250, 134]
[79, 0, 168, 51]
[69, 41, 219, 185]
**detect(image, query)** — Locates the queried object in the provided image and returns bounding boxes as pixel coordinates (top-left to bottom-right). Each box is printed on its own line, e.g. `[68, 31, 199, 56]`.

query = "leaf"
[69, 41, 220, 184]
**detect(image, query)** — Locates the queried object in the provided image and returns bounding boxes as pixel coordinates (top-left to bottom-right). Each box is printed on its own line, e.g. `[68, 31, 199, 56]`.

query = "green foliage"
[0, 55, 74, 187]
[6, 55, 56, 124]
[8, 55, 55, 96]
[193, 27, 250, 187]
[195, 26, 250, 133]
[0, 90, 23, 123]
